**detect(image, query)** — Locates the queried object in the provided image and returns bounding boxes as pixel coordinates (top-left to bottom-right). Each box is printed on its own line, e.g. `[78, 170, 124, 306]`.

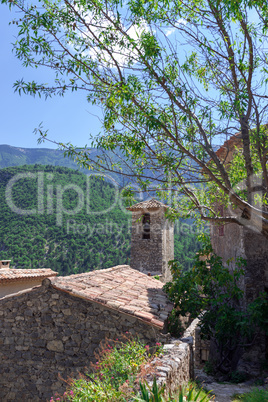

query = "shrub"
[164, 234, 268, 376]
[93, 337, 149, 390]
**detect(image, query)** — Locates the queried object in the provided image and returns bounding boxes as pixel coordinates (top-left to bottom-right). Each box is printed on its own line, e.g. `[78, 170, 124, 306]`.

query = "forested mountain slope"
[0, 145, 131, 187]
[0, 165, 199, 275]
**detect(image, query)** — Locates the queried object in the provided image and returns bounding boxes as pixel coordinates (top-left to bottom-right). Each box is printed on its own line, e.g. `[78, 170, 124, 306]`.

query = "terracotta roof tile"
[0, 268, 58, 283]
[51, 265, 173, 329]
[127, 198, 168, 212]
[215, 132, 242, 160]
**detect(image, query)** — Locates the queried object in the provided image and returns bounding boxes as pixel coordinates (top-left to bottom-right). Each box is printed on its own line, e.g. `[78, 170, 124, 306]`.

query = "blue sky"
[0, 6, 102, 149]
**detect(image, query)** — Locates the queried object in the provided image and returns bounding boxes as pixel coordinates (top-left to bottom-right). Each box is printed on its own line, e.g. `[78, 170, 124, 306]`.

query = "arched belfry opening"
[127, 198, 174, 282]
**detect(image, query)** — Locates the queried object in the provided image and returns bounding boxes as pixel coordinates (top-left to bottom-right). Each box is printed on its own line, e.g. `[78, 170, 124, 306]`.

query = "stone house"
[0, 199, 175, 401]
[0, 265, 172, 401]
[0, 261, 57, 298]
[211, 133, 268, 302]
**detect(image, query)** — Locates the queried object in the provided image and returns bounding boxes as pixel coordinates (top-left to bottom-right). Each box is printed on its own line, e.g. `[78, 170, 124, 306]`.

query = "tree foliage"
[2, 0, 268, 236]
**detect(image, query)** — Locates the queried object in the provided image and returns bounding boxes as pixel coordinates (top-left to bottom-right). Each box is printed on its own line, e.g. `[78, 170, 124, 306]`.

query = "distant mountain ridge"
[0, 144, 157, 188]
[0, 144, 92, 171]
[0, 144, 131, 187]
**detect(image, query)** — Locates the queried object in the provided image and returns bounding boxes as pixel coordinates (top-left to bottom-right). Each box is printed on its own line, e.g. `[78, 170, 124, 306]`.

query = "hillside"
[0, 144, 133, 187]
[0, 144, 176, 188]
[0, 165, 199, 275]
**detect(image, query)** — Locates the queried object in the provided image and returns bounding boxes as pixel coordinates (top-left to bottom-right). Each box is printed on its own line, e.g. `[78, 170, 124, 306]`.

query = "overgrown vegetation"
[50, 337, 163, 401]
[49, 337, 212, 402]
[0, 165, 199, 275]
[164, 235, 268, 377]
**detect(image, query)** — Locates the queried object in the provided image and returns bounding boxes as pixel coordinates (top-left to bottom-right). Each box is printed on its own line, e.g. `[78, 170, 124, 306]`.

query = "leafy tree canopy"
[2, 0, 268, 237]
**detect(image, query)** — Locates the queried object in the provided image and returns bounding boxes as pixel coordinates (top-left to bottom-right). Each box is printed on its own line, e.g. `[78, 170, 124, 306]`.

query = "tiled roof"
[51, 265, 173, 329]
[0, 268, 58, 283]
[127, 198, 168, 212]
[215, 133, 242, 160]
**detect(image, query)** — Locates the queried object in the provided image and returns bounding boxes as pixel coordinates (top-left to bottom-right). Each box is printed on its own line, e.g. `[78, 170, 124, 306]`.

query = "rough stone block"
[47, 340, 64, 352]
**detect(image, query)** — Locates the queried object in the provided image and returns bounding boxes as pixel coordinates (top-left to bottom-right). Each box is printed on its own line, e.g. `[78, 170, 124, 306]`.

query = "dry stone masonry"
[140, 318, 203, 396]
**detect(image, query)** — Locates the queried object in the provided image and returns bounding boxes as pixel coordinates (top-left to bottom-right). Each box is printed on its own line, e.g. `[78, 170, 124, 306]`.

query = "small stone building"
[211, 133, 268, 365]
[0, 265, 173, 401]
[211, 133, 268, 304]
[127, 199, 174, 282]
[0, 263, 57, 299]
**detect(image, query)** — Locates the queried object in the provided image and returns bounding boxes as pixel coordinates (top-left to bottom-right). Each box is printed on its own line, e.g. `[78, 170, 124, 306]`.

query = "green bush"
[164, 234, 268, 376]
[229, 371, 248, 384]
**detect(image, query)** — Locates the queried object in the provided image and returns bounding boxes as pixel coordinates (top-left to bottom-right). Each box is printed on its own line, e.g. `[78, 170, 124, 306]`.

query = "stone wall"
[211, 221, 268, 302]
[141, 318, 203, 396]
[194, 327, 210, 369]
[243, 229, 268, 302]
[130, 209, 174, 282]
[210, 221, 245, 270]
[0, 280, 168, 402]
[211, 221, 268, 365]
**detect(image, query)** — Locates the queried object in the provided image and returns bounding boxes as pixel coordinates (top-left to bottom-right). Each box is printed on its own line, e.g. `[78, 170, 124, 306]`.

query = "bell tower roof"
[126, 198, 168, 212]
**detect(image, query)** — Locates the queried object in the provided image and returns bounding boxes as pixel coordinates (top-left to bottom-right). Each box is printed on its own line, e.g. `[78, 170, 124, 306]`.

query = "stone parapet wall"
[0, 281, 168, 402]
[140, 318, 203, 396]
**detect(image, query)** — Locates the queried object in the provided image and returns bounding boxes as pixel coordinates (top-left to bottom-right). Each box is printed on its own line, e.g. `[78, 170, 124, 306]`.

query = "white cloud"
[177, 18, 187, 26]
[165, 28, 176, 36]
[68, 7, 149, 67]
[164, 19, 187, 37]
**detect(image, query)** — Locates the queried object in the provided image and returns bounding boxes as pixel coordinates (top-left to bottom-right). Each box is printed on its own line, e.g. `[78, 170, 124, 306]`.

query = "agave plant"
[134, 379, 213, 402]
[175, 383, 213, 402]
[133, 378, 165, 402]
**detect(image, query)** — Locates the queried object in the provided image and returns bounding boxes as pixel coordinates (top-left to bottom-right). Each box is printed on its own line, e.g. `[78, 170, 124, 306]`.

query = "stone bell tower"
[127, 198, 174, 282]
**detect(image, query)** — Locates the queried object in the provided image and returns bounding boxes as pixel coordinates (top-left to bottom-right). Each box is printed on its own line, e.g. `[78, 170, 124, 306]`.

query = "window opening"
[142, 213, 150, 239]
